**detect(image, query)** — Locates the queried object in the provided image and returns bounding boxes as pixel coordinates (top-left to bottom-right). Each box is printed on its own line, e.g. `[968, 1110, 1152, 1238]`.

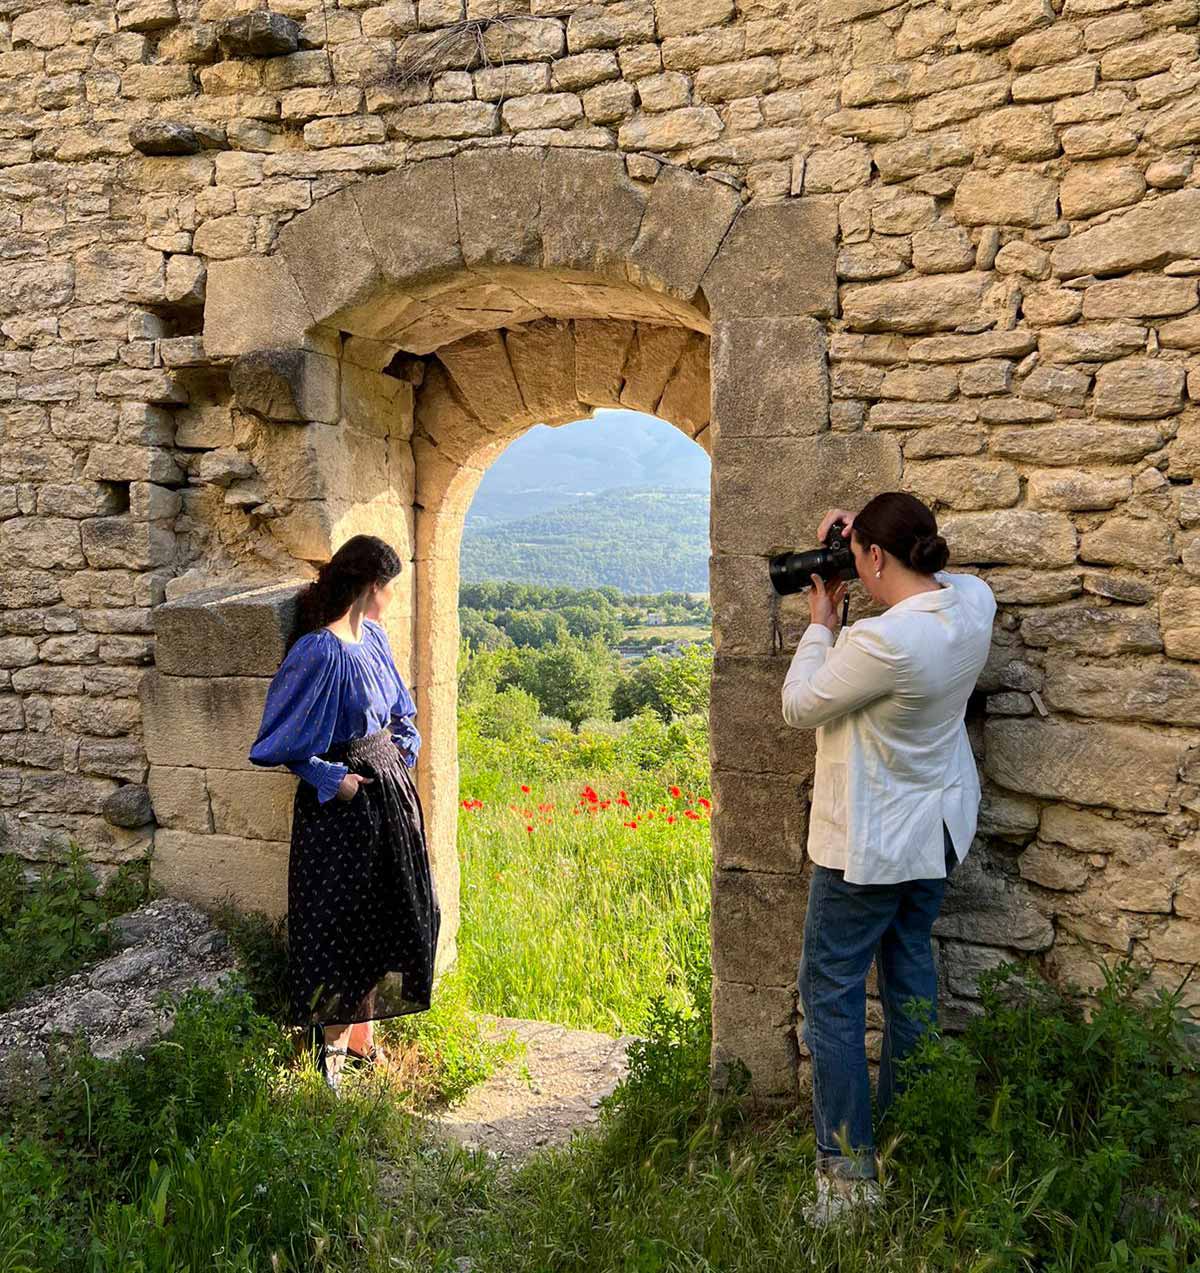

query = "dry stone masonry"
[0, 0, 1198, 1103]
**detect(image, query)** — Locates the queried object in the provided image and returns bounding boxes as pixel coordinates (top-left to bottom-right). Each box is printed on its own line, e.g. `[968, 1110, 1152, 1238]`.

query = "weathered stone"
[841, 272, 989, 333]
[141, 673, 269, 771]
[713, 433, 901, 555]
[935, 850, 1055, 951]
[957, 0, 1053, 50]
[1093, 359, 1186, 419]
[219, 12, 301, 57]
[208, 768, 295, 841]
[711, 978, 798, 1102]
[148, 766, 212, 833]
[702, 199, 838, 320]
[617, 105, 722, 150]
[1027, 469, 1131, 511]
[975, 104, 1061, 160]
[1038, 322, 1148, 364]
[874, 130, 973, 182]
[909, 330, 1037, 362]
[711, 768, 807, 874]
[985, 717, 1185, 812]
[540, 150, 645, 280]
[942, 510, 1077, 567]
[1085, 276, 1198, 320]
[1012, 62, 1098, 102]
[152, 829, 289, 918]
[1040, 804, 1156, 856]
[905, 459, 1021, 511]
[1161, 314, 1200, 351]
[102, 783, 154, 829]
[1052, 189, 1200, 278]
[711, 867, 806, 986]
[912, 226, 976, 274]
[1022, 603, 1162, 655]
[711, 318, 828, 438]
[229, 350, 340, 424]
[628, 163, 741, 300]
[129, 121, 201, 156]
[954, 171, 1059, 228]
[1044, 659, 1200, 727]
[1020, 842, 1090, 891]
[203, 256, 315, 357]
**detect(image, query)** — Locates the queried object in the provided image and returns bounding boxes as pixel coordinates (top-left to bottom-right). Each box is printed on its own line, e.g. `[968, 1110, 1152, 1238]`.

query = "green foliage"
[503, 638, 617, 731]
[211, 903, 291, 1023]
[0, 847, 113, 1013]
[612, 645, 712, 723]
[884, 962, 1200, 1271]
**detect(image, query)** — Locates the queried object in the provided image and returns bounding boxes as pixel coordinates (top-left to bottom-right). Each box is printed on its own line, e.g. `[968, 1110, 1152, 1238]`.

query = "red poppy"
[538, 803, 553, 813]
[525, 824, 533, 833]
[666, 815, 676, 825]
[599, 800, 611, 809]
[624, 821, 638, 830]
[617, 791, 631, 807]
[685, 809, 700, 820]
[669, 785, 681, 799]
[698, 797, 712, 811]
[520, 784, 531, 794]
[582, 785, 599, 804]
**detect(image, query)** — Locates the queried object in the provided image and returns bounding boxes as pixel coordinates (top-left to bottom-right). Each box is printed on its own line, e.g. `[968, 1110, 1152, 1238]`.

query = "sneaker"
[803, 1173, 882, 1228]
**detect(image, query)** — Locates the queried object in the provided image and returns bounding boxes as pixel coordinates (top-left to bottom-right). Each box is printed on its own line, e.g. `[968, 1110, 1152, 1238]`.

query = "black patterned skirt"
[287, 728, 440, 1027]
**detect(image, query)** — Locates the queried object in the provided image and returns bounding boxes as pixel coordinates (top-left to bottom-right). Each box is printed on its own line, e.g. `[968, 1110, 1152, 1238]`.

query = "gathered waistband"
[321, 729, 400, 769]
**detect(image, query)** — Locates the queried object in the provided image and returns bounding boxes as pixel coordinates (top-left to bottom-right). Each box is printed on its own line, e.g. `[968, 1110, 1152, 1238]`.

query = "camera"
[769, 522, 856, 597]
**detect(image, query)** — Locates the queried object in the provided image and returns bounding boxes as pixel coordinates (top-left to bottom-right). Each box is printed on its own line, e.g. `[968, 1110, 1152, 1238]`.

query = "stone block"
[874, 130, 972, 182]
[203, 256, 315, 357]
[567, 1, 655, 52]
[208, 767, 295, 841]
[1027, 470, 1131, 511]
[908, 331, 1037, 362]
[219, 11, 300, 56]
[229, 349, 340, 424]
[991, 423, 1162, 466]
[1093, 359, 1186, 419]
[574, 318, 635, 406]
[1059, 161, 1146, 221]
[627, 164, 740, 301]
[437, 329, 528, 429]
[353, 159, 464, 289]
[702, 198, 837, 319]
[953, 171, 1059, 227]
[656, 334, 710, 435]
[711, 768, 807, 873]
[619, 324, 693, 413]
[711, 317, 827, 438]
[505, 319, 579, 422]
[711, 978, 798, 1102]
[151, 828, 289, 918]
[617, 105, 723, 150]
[1022, 603, 1162, 656]
[147, 764, 212, 832]
[941, 509, 1077, 567]
[1082, 276, 1196, 321]
[984, 717, 1185, 813]
[711, 432, 901, 556]
[1043, 660, 1200, 726]
[277, 186, 381, 326]
[454, 149, 543, 270]
[912, 226, 975, 274]
[956, 0, 1053, 49]
[140, 673, 270, 770]
[154, 582, 303, 677]
[81, 519, 175, 570]
[712, 867, 806, 986]
[1079, 516, 1174, 568]
[842, 272, 989, 333]
[938, 847, 1056, 949]
[1051, 188, 1200, 279]
[1040, 804, 1156, 857]
[905, 459, 1020, 511]
[539, 150, 646, 281]
[710, 656, 817, 776]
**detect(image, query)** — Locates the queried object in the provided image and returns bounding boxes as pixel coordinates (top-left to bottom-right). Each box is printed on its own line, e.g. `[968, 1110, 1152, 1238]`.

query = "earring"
[874, 570, 881, 578]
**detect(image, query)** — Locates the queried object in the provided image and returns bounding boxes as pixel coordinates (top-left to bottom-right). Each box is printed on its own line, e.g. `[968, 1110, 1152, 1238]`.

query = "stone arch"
[148, 146, 883, 1104]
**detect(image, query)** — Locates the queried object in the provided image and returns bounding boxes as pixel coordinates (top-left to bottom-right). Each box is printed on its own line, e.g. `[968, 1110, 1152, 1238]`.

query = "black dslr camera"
[769, 522, 856, 597]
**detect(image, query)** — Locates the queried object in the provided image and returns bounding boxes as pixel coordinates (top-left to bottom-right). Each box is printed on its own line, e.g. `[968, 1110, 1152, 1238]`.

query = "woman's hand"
[817, 507, 855, 543]
[336, 773, 373, 802]
[809, 574, 848, 631]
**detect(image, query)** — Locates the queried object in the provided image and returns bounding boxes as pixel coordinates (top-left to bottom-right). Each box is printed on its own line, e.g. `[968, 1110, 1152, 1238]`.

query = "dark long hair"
[853, 492, 949, 575]
[289, 534, 403, 649]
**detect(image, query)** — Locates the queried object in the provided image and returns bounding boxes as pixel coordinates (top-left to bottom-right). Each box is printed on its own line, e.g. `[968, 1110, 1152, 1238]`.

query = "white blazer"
[782, 572, 996, 885]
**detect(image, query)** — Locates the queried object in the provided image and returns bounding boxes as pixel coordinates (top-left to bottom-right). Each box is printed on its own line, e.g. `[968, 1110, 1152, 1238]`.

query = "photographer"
[780, 492, 996, 1223]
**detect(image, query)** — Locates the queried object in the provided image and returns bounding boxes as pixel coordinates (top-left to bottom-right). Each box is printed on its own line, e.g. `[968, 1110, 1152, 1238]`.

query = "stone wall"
[1, 0, 1199, 1102]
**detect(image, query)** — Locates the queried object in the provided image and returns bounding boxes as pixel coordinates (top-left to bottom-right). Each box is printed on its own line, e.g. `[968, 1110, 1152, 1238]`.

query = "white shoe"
[803, 1173, 882, 1227]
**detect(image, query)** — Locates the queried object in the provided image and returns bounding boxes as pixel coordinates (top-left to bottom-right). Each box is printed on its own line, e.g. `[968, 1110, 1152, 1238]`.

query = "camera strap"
[770, 587, 783, 655]
[842, 593, 850, 629]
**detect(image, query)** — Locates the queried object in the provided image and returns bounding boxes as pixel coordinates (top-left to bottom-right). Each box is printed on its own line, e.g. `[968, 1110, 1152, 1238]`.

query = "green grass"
[455, 775, 711, 1035]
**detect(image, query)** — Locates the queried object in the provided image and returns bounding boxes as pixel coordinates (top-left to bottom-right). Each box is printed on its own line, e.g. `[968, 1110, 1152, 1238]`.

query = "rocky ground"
[0, 898, 237, 1087]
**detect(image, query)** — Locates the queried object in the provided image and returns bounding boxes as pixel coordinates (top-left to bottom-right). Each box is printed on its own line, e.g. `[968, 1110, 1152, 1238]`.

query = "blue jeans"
[797, 827, 955, 1179]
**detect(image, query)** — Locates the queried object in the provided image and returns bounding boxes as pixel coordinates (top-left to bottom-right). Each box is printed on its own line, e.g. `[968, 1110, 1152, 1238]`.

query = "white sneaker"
[803, 1173, 882, 1228]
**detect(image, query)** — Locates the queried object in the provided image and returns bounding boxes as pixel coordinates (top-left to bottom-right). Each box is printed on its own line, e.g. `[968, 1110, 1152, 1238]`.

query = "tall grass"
[456, 776, 711, 1035]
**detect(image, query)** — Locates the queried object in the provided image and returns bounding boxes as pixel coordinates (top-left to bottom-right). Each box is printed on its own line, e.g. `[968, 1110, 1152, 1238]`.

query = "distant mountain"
[461, 488, 709, 593]
[465, 409, 710, 527]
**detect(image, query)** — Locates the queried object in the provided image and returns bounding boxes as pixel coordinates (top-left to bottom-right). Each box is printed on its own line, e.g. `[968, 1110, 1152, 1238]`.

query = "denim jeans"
[797, 827, 956, 1179]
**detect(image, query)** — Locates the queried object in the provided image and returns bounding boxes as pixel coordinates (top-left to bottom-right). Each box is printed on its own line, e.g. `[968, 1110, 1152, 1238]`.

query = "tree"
[514, 639, 616, 730]
[613, 644, 712, 722]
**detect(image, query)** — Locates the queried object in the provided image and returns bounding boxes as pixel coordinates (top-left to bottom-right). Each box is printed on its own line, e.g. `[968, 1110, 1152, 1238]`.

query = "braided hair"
[852, 492, 950, 576]
[289, 534, 403, 650]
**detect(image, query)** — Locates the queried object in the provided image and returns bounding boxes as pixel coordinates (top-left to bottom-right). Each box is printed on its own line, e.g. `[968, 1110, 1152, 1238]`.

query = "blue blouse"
[248, 620, 421, 804]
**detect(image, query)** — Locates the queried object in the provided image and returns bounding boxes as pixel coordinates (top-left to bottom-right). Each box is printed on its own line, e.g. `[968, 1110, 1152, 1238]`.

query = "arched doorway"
[144, 149, 896, 1103]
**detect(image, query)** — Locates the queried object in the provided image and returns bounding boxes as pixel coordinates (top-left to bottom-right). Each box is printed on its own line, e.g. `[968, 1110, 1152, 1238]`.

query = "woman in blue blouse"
[249, 534, 440, 1092]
